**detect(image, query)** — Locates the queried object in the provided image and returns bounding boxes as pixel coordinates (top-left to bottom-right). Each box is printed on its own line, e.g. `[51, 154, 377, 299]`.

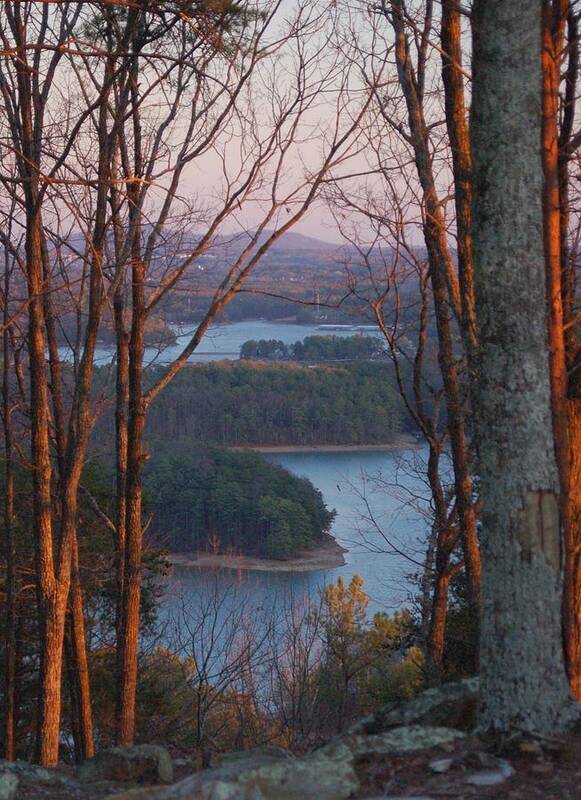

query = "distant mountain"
[208, 229, 344, 258]
[254, 230, 343, 254]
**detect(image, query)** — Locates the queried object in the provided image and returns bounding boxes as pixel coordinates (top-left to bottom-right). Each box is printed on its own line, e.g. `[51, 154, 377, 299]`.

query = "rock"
[428, 756, 454, 773]
[351, 678, 479, 735]
[0, 759, 52, 783]
[216, 746, 295, 767]
[0, 768, 18, 800]
[80, 745, 174, 785]
[109, 742, 358, 799]
[465, 758, 514, 787]
[0, 759, 79, 790]
[173, 757, 196, 769]
[329, 725, 465, 758]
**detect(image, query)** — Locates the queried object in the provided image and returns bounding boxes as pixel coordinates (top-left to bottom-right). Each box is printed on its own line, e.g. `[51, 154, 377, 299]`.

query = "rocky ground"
[4, 679, 581, 799]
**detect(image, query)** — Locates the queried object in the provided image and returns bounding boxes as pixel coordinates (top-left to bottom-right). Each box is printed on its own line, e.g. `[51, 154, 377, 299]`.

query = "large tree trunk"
[471, 0, 574, 733]
[26, 210, 69, 766]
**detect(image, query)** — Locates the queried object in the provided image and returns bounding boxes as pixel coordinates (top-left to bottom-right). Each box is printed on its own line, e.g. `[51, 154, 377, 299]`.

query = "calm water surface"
[88, 320, 381, 366]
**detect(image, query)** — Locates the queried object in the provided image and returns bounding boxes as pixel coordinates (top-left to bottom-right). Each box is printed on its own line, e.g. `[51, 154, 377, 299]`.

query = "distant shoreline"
[168, 536, 347, 573]
[229, 435, 418, 454]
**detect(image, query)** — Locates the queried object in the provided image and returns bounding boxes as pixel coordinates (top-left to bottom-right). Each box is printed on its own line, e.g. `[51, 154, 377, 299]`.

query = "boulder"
[0, 759, 79, 792]
[350, 677, 479, 735]
[334, 725, 465, 758]
[0, 768, 18, 800]
[80, 744, 174, 785]
[108, 680, 479, 800]
[0, 759, 52, 783]
[109, 742, 359, 799]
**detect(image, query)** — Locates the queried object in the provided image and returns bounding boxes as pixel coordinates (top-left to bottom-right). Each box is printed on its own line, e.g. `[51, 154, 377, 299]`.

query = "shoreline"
[229, 435, 418, 454]
[168, 537, 347, 573]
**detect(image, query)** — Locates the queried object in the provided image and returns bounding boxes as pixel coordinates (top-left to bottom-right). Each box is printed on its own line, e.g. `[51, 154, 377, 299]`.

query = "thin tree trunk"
[424, 443, 457, 684]
[540, 0, 581, 698]
[440, 0, 477, 358]
[471, 0, 574, 732]
[555, 2, 581, 699]
[3, 254, 16, 760]
[426, 569, 452, 685]
[389, 0, 481, 611]
[116, 257, 146, 746]
[116, 79, 147, 740]
[67, 539, 94, 760]
[113, 273, 129, 645]
[565, 397, 581, 698]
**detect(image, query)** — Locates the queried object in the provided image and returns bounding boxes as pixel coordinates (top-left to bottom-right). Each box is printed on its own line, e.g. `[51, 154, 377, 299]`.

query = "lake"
[159, 446, 430, 652]
[98, 320, 427, 644]
[89, 319, 382, 366]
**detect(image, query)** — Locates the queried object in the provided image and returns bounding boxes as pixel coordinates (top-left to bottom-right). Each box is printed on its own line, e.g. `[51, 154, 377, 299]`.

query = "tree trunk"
[116, 121, 147, 742]
[425, 568, 452, 686]
[424, 442, 457, 684]
[471, 0, 574, 733]
[3, 262, 16, 760]
[26, 209, 69, 766]
[114, 282, 129, 643]
[565, 397, 581, 697]
[389, 0, 481, 610]
[539, 0, 581, 698]
[68, 540, 94, 760]
[116, 293, 146, 747]
[440, 0, 477, 358]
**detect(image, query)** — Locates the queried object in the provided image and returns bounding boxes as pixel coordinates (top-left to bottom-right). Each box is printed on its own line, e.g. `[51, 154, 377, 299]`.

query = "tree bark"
[3, 254, 16, 761]
[565, 396, 581, 697]
[440, 0, 477, 359]
[389, 0, 481, 612]
[471, 0, 575, 732]
[116, 80, 147, 741]
[67, 540, 94, 760]
[539, 0, 581, 698]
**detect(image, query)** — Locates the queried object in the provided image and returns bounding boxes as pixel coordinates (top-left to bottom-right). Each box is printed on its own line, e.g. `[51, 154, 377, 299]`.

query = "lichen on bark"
[471, 0, 577, 733]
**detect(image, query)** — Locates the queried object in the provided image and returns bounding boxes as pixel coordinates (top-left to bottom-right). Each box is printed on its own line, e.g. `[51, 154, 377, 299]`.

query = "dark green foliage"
[144, 446, 335, 558]
[144, 361, 403, 446]
[240, 334, 384, 362]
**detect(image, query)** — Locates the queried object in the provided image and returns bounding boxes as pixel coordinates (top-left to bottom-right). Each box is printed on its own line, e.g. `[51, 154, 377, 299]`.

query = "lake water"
[89, 319, 382, 366]
[160, 447, 430, 651]
[93, 319, 426, 646]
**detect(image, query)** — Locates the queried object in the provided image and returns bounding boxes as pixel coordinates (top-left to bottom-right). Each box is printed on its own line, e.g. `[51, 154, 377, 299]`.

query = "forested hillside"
[144, 361, 404, 446]
[144, 447, 335, 558]
[240, 334, 384, 362]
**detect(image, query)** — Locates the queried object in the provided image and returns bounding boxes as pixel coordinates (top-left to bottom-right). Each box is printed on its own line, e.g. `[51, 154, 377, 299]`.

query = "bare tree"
[84, 1, 377, 745]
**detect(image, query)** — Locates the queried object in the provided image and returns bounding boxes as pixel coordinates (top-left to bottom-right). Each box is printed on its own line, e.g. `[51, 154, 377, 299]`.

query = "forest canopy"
[142, 361, 405, 446]
[239, 334, 385, 362]
[143, 446, 336, 558]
